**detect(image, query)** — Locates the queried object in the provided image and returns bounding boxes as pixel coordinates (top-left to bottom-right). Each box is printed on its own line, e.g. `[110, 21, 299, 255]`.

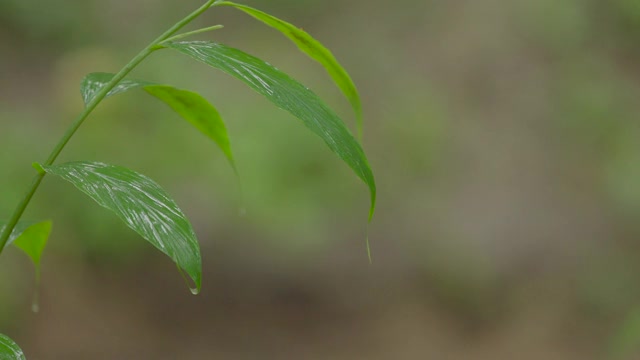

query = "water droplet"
[32, 275, 41, 313]
[176, 264, 199, 295]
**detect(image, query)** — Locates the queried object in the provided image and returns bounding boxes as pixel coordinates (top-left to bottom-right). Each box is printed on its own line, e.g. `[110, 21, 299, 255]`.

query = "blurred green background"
[2, 0, 640, 358]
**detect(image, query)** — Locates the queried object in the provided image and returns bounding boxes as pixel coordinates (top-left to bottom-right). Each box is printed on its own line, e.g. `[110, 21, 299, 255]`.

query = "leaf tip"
[177, 263, 202, 295]
[366, 234, 373, 264]
[368, 183, 377, 223]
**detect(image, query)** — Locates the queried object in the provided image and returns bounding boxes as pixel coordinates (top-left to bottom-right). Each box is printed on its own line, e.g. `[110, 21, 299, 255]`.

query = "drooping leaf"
[0, 334, 26, 360]
[144, 85, 237, 173]
[215, 1, 363, 137]
[80, 72, 236, 172]
[42, 161, 202, 293]
[165, 41, 376, 219]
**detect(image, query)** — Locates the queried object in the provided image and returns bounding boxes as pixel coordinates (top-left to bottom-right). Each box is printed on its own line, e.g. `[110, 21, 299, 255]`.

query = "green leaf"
[215, 1, 363, 137]
[0, 334, 25, 360]
[0, 221, 34, 250]
[81, 72, 153, 105]
[10, 221, 52, 312]
[11, 221, 52, 270]
[1, 220, 51, 295]
[1, 219, 51, 269]
[165, 41, 376, 219]
[42, 161, 202, 293]
[144, 85, 237, 173]
[80, 73, 236, 172]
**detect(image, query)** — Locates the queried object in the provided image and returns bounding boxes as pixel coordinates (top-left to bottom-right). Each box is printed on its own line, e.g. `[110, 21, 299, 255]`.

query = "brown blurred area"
[2, 0, 640, 358]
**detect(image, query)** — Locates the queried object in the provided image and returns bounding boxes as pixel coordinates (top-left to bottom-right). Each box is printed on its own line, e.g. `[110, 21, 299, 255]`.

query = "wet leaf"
[42, 161, 202, 293]
[81, 72, 153, 105]
[0, 334, 25, 360]
[80, 73, 236, 172]
[165, 41, 376, 219]
[215, 1, 363, 136]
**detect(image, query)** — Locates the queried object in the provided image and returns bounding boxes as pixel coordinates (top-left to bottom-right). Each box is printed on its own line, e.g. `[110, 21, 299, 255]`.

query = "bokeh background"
[2, 0, 640, 358]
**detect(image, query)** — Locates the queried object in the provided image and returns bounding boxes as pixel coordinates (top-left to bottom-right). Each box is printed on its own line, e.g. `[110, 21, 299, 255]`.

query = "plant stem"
[160, 25, 224, 44]
[0, 0, 216, 255]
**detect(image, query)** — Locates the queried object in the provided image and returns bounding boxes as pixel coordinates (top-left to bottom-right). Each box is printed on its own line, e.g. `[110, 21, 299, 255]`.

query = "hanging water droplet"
[176, 263, 199, 295]
[31, 296, 40, 313]
[32, 271, 41, 313]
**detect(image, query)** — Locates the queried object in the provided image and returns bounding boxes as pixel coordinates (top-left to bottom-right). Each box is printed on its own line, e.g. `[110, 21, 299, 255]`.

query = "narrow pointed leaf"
[144, 85, 237, 173]
[42, 161, 202, 293]
[165, 41, 376, 219]
[216, 1, 363, 136]
[0, 334, 25, 360]
[80, 73, 236, 172]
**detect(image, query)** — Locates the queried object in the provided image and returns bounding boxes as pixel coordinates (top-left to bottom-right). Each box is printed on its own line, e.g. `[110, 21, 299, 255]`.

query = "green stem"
[0, 0, 216, 254]
[160, 25, 224, 44]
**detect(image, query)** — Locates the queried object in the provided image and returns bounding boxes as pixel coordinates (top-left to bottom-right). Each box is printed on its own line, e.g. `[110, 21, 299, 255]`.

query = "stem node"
[31, 162, 46, 175]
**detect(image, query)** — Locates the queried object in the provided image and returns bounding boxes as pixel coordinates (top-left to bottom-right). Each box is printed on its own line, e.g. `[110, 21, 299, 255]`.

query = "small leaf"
[165, 41, 376, 219]
[80, 73, 236, 172]
[0, 220, 52, 312]
[216, 1, 363, 136]
[12, 221, 52, 312]
[42, 161, 202, 293]
[11, 221, 52, 269]
[0, 334, 26, 360]
[0, 221, 34, 250]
